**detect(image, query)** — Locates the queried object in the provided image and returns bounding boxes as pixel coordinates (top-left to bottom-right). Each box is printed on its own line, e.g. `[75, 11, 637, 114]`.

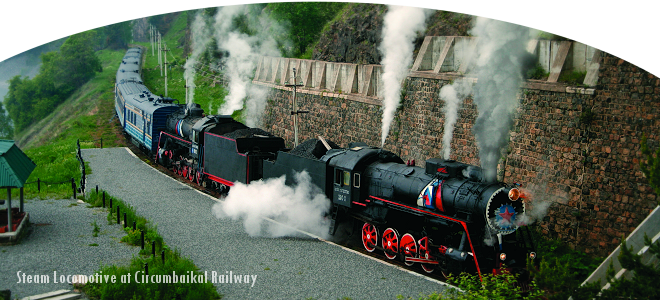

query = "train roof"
[322, 146, 404, 171]
[116, 48, 179, 114]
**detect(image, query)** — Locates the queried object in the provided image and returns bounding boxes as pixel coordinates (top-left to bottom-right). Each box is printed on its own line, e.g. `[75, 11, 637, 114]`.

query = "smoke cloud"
[213, 5, 284, 121]
[439, 78, 472, 159]
[212, 171, 331, 238]
[515, 185, 553, 226]
[244, 84, 269, 127]
[183, 13, 212, 107]
[469, 17, 530, 182]
[379, 5, 430, 146]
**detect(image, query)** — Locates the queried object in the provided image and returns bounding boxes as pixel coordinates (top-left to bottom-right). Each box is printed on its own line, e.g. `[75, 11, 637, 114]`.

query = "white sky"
[0, 0, 658, 76]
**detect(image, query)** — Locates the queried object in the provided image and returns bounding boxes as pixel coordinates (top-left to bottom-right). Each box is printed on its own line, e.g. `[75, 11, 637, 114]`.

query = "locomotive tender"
[115, 48, 536, 278]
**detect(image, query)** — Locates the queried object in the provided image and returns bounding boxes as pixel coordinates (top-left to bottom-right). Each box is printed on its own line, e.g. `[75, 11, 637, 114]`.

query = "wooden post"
[6, 188, 12, 233]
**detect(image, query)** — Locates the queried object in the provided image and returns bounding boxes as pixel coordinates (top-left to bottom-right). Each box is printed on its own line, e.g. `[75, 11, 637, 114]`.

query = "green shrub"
[558, 70, 587, 86]
[411, 270, 543, 300]
[526, 64, 548, 80]
[82, 191, 220, 299]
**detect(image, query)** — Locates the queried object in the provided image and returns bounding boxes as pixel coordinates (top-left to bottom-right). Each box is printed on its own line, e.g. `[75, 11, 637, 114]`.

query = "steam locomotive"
[115, 48, 536, 278]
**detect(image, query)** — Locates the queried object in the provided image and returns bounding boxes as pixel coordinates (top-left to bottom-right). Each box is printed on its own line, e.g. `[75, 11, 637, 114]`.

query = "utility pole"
[150, 25, 154, 56]
[163, 45, 169, 97]
[158, 32, 163, 77]
[284, 68, 308, 147]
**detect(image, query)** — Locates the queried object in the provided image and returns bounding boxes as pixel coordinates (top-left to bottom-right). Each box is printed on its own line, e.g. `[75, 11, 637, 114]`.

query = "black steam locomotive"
[116, 48, 536, 278]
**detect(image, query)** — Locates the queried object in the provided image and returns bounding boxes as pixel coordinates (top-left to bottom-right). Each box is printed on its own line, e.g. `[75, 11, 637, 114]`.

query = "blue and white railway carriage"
[115, 48, 180, 151]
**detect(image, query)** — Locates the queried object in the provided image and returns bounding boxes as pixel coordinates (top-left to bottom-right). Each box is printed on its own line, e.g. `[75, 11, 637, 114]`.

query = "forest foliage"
[3, 30, 102, 134]
[265, 2, 346, 58]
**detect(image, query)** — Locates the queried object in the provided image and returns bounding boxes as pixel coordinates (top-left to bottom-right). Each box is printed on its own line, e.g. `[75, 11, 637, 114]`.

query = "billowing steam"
[244, 84, 269, 127]
[218, 32, 255, 115]
[514, 185, 553, 226]
[439, 78, 472, 159]
[379, 5, 430, 146]
[213, 5, 283, 120]
[183, 13, 212, 107]
[212, 171, 331, 238]
[469, 17, 530, 182]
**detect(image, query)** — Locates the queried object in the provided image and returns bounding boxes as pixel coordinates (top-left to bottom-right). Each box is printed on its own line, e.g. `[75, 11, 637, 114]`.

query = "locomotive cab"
[322, 146, 403, 208]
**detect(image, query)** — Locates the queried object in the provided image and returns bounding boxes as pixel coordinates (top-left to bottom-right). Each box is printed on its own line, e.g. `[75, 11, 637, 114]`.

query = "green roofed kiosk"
[0, 140, 36, 234]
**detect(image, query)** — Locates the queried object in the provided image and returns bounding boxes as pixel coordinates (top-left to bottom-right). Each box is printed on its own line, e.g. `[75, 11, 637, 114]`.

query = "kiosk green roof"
[0, 140, 36, 188]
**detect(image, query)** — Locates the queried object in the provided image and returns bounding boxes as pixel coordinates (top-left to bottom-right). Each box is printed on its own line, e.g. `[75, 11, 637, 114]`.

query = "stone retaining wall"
[256, 52, 659, 256]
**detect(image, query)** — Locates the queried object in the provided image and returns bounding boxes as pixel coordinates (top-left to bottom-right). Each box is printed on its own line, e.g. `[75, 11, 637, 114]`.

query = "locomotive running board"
[405, 257, 439, 264]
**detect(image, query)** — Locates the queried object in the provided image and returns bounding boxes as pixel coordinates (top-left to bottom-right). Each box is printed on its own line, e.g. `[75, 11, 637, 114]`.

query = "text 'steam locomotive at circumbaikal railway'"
[114, 48, 538, 280]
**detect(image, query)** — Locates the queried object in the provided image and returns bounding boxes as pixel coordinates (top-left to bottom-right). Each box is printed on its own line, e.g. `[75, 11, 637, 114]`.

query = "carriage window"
[335, 169, 342, 185]
[343, 171, 350, 186]
[353, 173, 360, 188]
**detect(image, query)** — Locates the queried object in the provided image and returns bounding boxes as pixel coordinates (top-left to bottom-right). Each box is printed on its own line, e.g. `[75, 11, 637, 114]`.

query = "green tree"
[3, 30, 102, 133]
[597, 235, 660, 299]
[57, 30, 102, 89]
[267, 2, 346, 57]
[0, 101, 13, 139]
[99, 21, 132, 50]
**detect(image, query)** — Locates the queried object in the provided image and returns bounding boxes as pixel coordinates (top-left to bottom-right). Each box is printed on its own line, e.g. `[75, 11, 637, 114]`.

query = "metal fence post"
[71, 178, 76, 199]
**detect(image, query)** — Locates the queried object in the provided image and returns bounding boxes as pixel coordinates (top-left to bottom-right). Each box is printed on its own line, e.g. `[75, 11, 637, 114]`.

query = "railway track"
[122, 138, 452, 284]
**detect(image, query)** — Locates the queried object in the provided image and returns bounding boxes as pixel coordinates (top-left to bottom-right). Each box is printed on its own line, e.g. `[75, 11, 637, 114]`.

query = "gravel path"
[0, 198, 137, 299]
[83, 147, 450, 299]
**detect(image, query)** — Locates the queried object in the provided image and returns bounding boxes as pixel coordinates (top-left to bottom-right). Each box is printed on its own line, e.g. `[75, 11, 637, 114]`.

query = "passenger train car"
[114, 48, 180, 152]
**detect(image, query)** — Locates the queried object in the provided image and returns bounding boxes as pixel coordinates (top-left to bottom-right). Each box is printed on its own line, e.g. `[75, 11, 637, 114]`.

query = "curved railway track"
[120, 134, 452, 284]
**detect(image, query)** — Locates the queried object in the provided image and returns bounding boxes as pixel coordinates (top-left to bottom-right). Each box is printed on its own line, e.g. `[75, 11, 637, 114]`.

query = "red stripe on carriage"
[368, 195, 482, 281]
[204, 173, 235, 187]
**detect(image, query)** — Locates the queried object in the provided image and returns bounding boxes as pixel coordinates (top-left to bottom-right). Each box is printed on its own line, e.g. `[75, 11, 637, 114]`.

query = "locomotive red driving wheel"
[400, 233, 418, 266]
[418, 236, 435, 273]
[361, 223, 378, 252]
[196, 171, 203, 186]
[382, 228, 399, 260]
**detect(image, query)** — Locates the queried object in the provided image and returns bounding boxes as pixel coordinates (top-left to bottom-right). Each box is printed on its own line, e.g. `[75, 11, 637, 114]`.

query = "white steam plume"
[245, 84, 269, 127]
[379, 5, 430, 146]
[212, 171, 331, 238]
[469, 17, 530, 182]
[514, 185, 553, 226]
[218, 32, 255, 115]
[184, 13, 212, 108]
[214, 5, 283, 120]
[439, 78, 472, 159]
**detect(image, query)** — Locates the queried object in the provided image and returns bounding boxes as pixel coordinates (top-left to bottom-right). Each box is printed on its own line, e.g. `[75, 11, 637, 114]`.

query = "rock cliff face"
[312, 3, 387, 65]
[312, 4, 473, 64]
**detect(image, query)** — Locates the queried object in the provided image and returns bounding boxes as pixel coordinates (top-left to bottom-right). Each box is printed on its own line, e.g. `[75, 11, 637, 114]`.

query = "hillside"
[14, 49, 126, 149]
[312, 4, 473, 64]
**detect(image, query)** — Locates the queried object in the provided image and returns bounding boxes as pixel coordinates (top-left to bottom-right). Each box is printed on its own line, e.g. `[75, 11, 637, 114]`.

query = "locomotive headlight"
[529, 252, 536, 260]
[508, 188, 520, 201]
[499, 253, 507, 261]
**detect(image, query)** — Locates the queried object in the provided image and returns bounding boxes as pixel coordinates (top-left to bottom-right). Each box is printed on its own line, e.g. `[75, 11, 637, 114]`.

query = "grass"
[81, 190, 221, 299]
[1, 48, 128, 201]
[133, 11, 230, 119]
[558, 70, 587, 86]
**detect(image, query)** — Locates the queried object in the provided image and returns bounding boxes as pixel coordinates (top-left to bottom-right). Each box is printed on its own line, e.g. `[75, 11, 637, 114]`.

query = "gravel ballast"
[82, 147, 450, 299]
[0, 198, 136, 299]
